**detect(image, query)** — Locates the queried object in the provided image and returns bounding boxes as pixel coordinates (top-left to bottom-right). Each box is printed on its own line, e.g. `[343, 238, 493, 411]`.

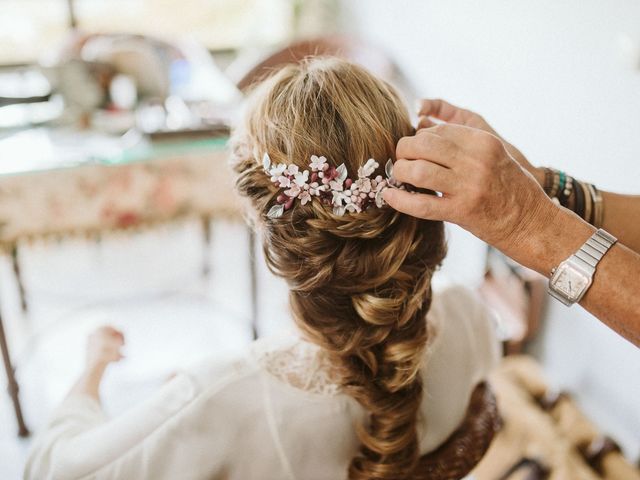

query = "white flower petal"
[299, 191, 312, 205]
[329, 180, 344, 191]
[284, 184, 301, 197]
[263, 153, 271, 171]
[331, 190, 345, 206]
[270, 163, 287, 177]
[309, 155, 328, 171]
[277, 176, 291, 188]
[359, 158, 379, 178]
[294, 170, 309, 186]
[336, 164, 348, 183]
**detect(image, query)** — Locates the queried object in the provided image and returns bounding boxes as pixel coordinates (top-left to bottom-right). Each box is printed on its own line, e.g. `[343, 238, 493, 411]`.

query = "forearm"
[502, 206, 640, 347]
[26, 365, 111, 479]
[530, 167, 640, 254]
[68, 365, 107, 403]
[601, 192, 640, 253]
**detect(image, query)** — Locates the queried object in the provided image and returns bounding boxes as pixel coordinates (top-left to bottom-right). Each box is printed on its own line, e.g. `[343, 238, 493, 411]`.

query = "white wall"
[339, 0, 640, 460]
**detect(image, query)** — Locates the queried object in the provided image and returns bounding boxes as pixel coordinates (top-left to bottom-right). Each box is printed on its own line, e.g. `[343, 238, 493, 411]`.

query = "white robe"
[25, 285, 500, 480]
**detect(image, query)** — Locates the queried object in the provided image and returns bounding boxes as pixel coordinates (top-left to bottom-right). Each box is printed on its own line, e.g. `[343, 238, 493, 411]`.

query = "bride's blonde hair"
[230, 57, 446, 480]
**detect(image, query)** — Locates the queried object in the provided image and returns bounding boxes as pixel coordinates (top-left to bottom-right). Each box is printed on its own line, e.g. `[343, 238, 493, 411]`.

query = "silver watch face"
[552, 263, 590, 301]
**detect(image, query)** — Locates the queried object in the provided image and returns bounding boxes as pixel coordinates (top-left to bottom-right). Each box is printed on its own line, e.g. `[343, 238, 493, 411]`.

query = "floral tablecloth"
[0, 135, 240, 247]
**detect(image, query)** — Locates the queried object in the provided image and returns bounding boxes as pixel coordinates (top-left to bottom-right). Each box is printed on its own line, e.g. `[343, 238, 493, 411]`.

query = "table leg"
[248, 228, 258, 340]
[11, 245, 28, 313]
[0, 310, 29, 437]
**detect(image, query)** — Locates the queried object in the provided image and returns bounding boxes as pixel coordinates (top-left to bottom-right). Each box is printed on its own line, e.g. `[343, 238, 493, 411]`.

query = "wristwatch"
[548, 229, 617, 306]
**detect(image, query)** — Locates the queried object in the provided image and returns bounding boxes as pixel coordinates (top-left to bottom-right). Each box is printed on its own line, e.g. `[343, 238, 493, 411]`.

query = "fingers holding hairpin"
[396, 130, 457, 168]
[393, 159, 455, 194]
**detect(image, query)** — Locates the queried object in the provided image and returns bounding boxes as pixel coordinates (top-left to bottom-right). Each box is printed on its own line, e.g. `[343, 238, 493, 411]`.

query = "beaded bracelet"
[541, 167, 603, 228]
[543, 167, 561, 199]
[558, 171, 566, 197]
[559, 175, 574, 209]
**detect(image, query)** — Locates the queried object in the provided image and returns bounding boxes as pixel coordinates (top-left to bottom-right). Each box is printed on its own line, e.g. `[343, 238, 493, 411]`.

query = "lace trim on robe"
[253, 317, 438, 397]
[254, 340, 342, 396]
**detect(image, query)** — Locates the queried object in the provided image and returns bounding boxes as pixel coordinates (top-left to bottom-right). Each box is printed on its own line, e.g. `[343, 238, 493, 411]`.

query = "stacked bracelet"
[542, 167, 603, 228]
[580, 180, 592, 225]
[592, 184, 604, 228]
[573, 176, 585, 219]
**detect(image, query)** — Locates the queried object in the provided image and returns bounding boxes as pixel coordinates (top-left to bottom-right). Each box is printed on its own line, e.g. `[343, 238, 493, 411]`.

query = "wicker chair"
[415, 382, 501, 479]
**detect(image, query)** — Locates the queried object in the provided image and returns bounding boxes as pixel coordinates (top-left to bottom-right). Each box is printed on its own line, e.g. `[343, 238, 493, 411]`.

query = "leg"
[11, 245, 28, 313]
[201, 216, 212, 278]
[0, 310, 29, 436]
[248, 227, 258, 340]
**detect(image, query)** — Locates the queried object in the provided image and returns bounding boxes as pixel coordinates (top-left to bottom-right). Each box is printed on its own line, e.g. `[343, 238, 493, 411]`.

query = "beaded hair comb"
[263, 154, 403, 219]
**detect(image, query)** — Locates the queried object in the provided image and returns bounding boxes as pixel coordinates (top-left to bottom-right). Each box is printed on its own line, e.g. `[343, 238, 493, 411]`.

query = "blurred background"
[0, 1, 639, 478]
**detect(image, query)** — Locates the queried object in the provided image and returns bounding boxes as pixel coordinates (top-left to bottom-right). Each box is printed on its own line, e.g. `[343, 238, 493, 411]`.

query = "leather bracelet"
[541, 168, 604, 228]
[573, 178, 585, 219]
[581, 180, 593, 225]
[592, 185, 604, 228]
[586, 183, 598, 225]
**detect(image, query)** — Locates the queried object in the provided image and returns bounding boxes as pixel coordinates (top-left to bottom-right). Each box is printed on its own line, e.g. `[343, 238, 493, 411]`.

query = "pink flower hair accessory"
[262, 154, 404, 219]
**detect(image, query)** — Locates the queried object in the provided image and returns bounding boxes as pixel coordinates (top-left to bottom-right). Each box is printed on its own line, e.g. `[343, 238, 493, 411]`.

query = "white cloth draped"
[25, 285, 500, 480]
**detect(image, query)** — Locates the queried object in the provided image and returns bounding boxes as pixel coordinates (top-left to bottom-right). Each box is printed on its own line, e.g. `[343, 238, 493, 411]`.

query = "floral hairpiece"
[262, 153, 403, 219]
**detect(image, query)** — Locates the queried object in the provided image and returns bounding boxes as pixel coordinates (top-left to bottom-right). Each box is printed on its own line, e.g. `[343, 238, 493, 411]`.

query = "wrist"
[69, 364, 107, 401]
[500, 201, 595, 276]
[84, 362, 108, 379]
[531, 166, 545, 186]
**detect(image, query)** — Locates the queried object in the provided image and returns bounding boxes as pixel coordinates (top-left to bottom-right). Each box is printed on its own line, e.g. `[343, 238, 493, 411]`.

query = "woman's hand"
[416, 99, 544, 185]
[383, 121, 560, 265]
[387, 99, 640, 347]
[85, 326, 125, 372]
[69, 326, 125, 401]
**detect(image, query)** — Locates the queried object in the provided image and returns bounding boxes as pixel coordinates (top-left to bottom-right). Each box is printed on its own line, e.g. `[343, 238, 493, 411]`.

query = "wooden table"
[0, 127, 256, 436]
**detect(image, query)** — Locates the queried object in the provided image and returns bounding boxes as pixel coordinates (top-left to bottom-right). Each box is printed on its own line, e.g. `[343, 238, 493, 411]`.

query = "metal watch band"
[548, 228, 617, 306]
[571, 228, 617, 274]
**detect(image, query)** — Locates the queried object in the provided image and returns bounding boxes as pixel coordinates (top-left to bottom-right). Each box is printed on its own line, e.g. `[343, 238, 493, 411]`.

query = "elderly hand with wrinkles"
[384, 99, 640, 348]
[383, 99, 556, 255]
